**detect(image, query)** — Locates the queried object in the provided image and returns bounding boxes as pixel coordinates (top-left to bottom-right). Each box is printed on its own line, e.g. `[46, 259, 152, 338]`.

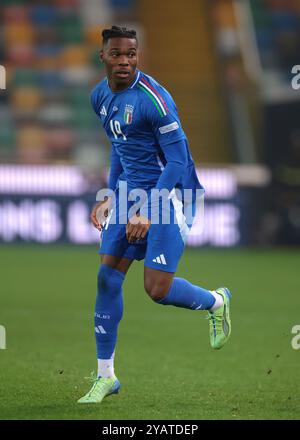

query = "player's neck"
[108, 70, 138, 93]
[108, 80, 130, 92]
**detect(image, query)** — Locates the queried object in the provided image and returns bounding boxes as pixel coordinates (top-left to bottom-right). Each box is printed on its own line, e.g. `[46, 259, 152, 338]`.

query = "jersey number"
[110, 120, 127, 141]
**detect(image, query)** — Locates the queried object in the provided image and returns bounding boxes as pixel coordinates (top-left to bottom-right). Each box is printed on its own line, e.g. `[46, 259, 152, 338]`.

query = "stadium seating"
[0, 0, 116, 165]
[1, 0, 299, 166]
[250, 0, 300, 72]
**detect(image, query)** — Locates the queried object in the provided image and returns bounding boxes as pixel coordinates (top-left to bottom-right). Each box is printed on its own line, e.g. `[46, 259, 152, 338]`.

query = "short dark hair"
[102, 25, 137, 46]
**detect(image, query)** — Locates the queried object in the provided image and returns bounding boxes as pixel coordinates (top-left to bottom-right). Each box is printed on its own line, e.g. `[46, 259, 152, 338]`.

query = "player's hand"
[90, 197, 112, 231]
[126, 213, 150, 243]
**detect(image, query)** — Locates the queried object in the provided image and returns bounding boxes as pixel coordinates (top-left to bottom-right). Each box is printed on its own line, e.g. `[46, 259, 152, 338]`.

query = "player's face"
[101, 38, 138, 91]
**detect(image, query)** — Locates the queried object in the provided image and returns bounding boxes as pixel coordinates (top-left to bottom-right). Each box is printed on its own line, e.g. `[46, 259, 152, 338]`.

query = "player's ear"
[100, 50, 104, 63]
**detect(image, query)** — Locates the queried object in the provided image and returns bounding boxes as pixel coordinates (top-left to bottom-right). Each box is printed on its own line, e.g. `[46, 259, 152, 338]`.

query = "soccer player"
[78, 26, 232, 404]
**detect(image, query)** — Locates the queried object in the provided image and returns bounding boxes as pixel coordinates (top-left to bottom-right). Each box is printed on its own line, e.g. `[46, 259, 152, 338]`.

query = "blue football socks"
[94, 264, 125, 360]
[157, 277, 215, 310]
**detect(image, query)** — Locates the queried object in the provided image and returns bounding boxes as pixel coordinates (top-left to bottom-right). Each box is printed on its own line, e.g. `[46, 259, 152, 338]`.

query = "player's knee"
[144, 278, 170, 302]
[97, 264, 124, 296]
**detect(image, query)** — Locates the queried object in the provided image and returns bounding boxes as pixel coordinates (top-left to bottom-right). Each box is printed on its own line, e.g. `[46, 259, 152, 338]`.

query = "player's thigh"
[100, 254, 134, 274]
[99, 220, 135, 274]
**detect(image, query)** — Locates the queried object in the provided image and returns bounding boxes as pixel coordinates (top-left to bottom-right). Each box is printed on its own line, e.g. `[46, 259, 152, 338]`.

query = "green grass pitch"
[0, 245, 299, 420]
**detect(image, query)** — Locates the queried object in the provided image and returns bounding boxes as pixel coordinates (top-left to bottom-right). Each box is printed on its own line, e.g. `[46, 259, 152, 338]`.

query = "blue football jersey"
[91, 69, 202, 193]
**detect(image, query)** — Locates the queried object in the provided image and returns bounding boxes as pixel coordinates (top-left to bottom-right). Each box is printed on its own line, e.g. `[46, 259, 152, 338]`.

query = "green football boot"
[77, 374, 121, 404]
[208, 287, 232, 350]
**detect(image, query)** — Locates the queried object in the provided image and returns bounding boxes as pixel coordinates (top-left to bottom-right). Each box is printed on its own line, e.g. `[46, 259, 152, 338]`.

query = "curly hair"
[102, 25, 137, 46]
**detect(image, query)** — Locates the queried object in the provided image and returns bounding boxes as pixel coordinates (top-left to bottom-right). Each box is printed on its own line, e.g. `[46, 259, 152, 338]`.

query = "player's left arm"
[126, 138, 188, 242]
[147, 86, 188, 191]
[154, 139, 188, 191]
[126, 88, 188, 243]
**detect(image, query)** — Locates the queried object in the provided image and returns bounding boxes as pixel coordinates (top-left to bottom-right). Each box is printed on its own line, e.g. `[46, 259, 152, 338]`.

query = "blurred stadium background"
[0, 0, 300, 420]
[1, 0, 300, 246]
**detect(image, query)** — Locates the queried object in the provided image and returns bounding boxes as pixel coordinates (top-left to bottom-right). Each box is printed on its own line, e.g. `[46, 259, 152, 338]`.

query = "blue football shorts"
[99, 188, 195, 273]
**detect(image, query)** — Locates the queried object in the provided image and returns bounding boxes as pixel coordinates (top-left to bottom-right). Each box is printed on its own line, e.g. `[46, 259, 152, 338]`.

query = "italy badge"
[124, 104, 134, 124]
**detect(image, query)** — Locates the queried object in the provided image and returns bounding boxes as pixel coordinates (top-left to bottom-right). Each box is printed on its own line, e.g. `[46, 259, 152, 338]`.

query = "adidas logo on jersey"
[100, 105, 107, 116]
[152, 254, 167, 265]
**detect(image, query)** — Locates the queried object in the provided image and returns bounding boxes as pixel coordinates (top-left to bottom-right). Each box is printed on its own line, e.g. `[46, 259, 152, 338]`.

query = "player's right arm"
[90, 197, 111, 231]
[90, 144, 123, 230]
[90, 84, 124, 230]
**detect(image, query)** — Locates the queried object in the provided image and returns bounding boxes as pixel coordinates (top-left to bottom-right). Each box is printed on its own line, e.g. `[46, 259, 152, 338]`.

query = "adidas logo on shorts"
[152, 254, 167, 265]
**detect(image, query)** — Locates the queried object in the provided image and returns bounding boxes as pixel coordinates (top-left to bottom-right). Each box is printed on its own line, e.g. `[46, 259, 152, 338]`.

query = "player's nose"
[118, 55, 129, 65]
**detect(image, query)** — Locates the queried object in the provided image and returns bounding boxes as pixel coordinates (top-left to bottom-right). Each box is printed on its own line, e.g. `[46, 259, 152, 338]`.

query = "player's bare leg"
[144, 267, 174, 302]
[101, 254, 134, 274]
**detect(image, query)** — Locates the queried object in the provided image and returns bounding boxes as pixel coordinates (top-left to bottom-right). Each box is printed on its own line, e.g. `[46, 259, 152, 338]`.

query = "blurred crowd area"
[0, 0, 300, 246]
[251, 0, 300, 72]
[212, 0, 300, 245]
[0, 0, 137, 178]
[0, 0, 300, 169]
[213, 0, 300, 163]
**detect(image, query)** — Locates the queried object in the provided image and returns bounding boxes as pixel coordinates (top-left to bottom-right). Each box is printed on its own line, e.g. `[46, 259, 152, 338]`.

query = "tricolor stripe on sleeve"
[138, 78, 169, 117]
